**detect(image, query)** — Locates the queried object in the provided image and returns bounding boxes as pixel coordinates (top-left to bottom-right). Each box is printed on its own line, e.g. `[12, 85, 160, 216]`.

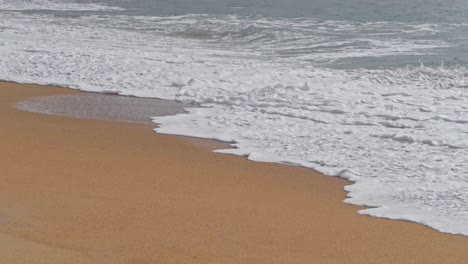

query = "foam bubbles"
[0, 0, 123, 11]
[155, 64, 468, 235]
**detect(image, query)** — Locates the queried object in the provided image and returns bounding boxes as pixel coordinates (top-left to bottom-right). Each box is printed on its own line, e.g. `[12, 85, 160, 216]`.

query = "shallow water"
[17, 94, 191, 123]
[1, 0, 468, 235]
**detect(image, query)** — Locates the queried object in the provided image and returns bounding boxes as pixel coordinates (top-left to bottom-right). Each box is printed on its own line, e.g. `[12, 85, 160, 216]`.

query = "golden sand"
[0, 82, 467, 263]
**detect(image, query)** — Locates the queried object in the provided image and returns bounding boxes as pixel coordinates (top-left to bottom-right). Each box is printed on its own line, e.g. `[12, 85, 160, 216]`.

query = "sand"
[0, 82, 467, 263]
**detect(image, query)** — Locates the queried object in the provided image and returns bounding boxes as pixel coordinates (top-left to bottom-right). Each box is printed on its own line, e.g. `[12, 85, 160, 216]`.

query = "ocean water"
[1, 0, 468, 235]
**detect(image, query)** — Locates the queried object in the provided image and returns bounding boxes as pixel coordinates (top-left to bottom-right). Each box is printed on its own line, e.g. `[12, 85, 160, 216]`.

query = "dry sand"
[0, 82, 467, 263]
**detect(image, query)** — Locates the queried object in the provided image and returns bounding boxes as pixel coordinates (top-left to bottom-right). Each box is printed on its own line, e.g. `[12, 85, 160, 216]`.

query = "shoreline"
[1, 81, 468, 263]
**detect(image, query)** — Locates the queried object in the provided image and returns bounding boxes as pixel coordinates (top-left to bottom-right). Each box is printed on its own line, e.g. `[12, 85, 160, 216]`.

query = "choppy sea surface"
[1, 0, 468, 235]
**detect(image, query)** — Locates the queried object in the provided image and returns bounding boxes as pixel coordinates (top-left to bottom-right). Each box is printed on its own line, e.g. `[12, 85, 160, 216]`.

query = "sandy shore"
[0, 82, 467, 263]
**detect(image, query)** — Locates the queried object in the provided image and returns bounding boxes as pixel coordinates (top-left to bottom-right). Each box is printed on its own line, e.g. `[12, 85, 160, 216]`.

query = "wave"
[1, 6, 468, 235]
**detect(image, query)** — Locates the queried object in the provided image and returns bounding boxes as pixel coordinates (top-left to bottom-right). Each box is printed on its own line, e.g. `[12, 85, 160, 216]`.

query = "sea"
[1, 0, 468, 235]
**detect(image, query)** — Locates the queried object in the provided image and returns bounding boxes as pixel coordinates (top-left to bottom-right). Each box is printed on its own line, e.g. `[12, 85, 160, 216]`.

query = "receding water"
[17, 94, 191, 123]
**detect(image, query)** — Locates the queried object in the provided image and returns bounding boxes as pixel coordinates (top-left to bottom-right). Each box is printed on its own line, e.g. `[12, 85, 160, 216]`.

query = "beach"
[0, 82, 466, 263]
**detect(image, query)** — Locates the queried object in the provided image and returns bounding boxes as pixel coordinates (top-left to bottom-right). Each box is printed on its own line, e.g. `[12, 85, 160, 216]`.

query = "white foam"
[154, 64, 468, 235]
[1, 7, 468, 235]
[0, 0, 123, 11]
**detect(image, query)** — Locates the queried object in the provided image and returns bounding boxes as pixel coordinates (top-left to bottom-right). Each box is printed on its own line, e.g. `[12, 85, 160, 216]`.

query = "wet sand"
[1, 82, 467, 263]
